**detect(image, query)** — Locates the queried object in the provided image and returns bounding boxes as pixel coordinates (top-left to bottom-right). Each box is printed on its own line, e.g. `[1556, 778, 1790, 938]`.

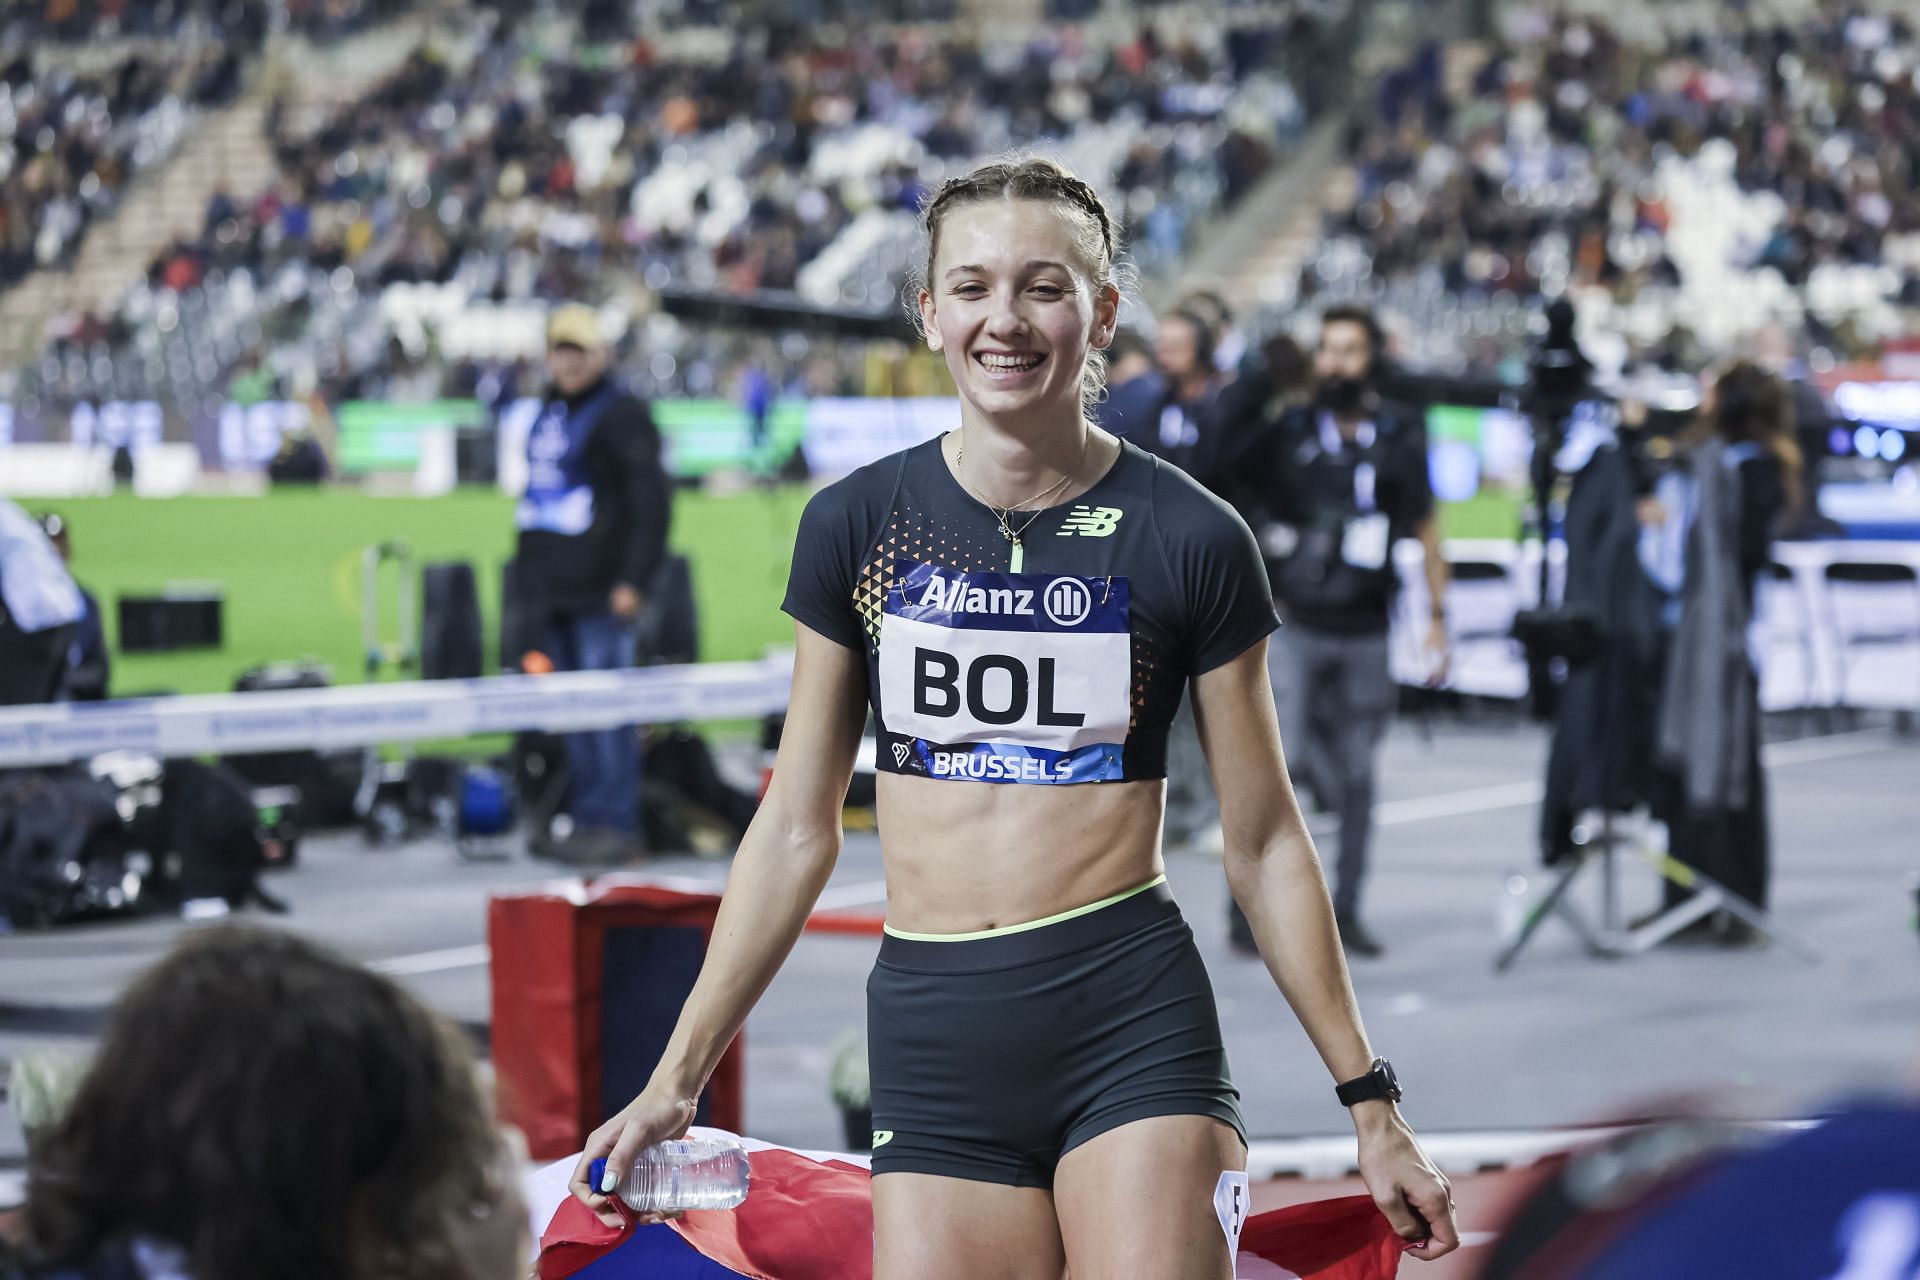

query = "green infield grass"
[21, 485, 1521, 700]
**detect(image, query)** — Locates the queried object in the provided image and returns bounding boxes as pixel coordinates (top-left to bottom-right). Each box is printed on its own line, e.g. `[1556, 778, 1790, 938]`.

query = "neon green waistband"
[881, 873, 1167, 942]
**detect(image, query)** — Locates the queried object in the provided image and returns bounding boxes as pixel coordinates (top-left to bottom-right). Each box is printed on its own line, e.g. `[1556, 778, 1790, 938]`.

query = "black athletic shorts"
[866, 877, 1245, 1188]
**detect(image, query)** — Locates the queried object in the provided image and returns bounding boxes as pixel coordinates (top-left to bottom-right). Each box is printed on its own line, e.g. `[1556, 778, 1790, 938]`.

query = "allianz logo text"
[919, 575, 1034, 617]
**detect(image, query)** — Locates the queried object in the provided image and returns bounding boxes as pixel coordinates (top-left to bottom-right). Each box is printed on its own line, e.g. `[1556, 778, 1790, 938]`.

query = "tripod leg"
[1619, 892, 1719, 953]
[1496, 851, 1603, 973]
[1703, 887, 1822, 965]
[1550, 890, 1617, 958]
[1629, 849, 1821, 963]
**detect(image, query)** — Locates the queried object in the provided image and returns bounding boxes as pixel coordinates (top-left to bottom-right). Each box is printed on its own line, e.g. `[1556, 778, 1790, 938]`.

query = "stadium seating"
[0, 47, 244, 292]
[19, 3, 1330, 410]
[1286, 4, 1920, 374]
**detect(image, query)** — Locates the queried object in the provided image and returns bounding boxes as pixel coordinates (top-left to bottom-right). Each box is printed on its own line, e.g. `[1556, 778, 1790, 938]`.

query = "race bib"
[877, 561, 1130, 784]
[1213, 1171, 1250, 1266]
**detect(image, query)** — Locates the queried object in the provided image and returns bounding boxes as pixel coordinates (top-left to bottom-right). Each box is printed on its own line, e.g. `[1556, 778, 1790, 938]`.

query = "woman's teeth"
[978, 353, 1044, 371]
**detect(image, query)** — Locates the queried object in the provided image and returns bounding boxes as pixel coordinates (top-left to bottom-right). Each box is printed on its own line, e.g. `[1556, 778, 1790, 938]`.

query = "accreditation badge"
[1341, 513, 1391, 571]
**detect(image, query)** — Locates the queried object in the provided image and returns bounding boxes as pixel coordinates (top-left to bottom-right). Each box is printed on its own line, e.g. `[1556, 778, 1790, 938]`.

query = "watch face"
[1379, 1059, 1402, 1101]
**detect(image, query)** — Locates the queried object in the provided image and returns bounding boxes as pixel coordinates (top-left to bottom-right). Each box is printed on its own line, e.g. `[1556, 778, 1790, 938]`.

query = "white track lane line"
[812, 879, 890, 911]
[1760, 725, 1901, 766]
[368, 944, 490, 976]
[366, 732, 1903, 974]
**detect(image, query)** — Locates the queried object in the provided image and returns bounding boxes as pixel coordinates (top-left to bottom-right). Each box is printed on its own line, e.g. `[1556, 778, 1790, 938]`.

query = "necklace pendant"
[1009, 537, 1024, 573]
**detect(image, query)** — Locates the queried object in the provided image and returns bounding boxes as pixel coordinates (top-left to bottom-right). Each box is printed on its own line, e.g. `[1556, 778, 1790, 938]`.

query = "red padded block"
[490, 881, 744, 1161]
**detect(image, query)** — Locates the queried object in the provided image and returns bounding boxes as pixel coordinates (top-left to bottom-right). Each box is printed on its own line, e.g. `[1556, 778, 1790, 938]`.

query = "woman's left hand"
[1354, 1105, 1459, 1261]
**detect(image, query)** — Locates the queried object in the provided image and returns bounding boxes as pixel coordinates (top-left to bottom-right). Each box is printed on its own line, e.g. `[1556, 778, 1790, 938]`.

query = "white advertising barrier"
[0, 443, 201, 498]
[0, 661, 793, 768]
[801, 396, 953, 477]
[1391, 538, 1920, 711]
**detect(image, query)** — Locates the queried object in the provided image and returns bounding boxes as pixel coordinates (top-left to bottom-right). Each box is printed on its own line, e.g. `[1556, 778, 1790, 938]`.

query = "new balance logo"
[891, 742, 912, 768]
[1057, 505, 1123, 537]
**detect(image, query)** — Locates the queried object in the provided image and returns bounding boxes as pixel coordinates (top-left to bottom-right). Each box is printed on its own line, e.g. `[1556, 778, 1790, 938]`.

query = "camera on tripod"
[1510, 300, 1605, 702]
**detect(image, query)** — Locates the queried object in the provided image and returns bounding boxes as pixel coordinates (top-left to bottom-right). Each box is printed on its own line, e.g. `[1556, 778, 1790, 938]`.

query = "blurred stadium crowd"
[21, 0, 1334, 416]
[1, 3, 412, 290]
[5, 0, 1917, 434]
[1296, 3, 1920, 378]
[0, 39, 244, 291]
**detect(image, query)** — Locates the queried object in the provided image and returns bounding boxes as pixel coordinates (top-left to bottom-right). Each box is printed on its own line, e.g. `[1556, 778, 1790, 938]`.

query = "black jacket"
[1237, 397, 1433, 633]
[1540, 441, 1664, 858]
[514, 376, 672, 619]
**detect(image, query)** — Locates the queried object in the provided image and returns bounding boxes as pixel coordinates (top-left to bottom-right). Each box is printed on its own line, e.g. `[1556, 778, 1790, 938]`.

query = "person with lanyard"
[1147, 306, 1226, 476]
[1235, 305, 1451, 959]
[570, 159, 1458, 1277]
[514, 305, 671, 866]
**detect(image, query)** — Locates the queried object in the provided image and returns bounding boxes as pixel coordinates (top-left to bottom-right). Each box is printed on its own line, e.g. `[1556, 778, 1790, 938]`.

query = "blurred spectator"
[0, 500, 85, 707]
[0, 43, 250, 290]
[1643, 360, 1802, 946]
[9, 924, 527, 1280]
[1146, 308, 1225, 473]
[1232, 305, 1450, 958]
[515, 304, 670, 866]
[1091, 327, 1165, 444]
[1195, 328, 1313, 502]
[1479, 1101, 1920, 1279]
[37, 513, 109, 702]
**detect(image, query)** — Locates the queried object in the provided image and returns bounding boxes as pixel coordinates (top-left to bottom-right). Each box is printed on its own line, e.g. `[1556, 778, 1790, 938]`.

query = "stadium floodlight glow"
[1855, 426, 1880, 459]
[1882, 431, 1908, 463]
[1829, 426, 1853, 457]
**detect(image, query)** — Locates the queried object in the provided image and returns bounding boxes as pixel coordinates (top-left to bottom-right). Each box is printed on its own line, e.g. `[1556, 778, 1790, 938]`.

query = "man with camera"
[1233, 306, 1451, 958]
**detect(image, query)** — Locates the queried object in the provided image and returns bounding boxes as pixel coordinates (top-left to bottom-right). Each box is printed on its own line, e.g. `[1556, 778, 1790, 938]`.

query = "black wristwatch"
[1335, 1057, 1402, 1108]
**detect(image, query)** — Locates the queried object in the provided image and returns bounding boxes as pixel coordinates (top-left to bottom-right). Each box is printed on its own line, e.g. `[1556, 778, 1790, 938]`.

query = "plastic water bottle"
[592, 1137, 751, 1212]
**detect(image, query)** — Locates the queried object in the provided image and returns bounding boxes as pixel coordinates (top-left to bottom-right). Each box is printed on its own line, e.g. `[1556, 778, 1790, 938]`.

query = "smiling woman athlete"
[570, 157, 1459, 1279]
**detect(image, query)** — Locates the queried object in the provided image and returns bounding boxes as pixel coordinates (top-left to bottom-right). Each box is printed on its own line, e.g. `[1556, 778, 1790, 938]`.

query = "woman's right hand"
[568, 1087, 699, 1229]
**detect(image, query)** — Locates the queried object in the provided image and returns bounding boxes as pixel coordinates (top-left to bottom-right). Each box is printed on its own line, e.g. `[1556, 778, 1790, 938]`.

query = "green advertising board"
[335, 400, 489, 473]
[652, 399, 808, 475]
[335, 397, 807, 478]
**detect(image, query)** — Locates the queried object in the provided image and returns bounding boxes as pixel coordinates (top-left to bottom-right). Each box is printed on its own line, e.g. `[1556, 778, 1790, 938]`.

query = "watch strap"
[1335, 1058, 1399, 1107]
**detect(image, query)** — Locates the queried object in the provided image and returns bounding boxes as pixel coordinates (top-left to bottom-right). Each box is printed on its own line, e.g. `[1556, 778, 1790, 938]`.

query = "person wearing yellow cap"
[514, 305, 672, 866]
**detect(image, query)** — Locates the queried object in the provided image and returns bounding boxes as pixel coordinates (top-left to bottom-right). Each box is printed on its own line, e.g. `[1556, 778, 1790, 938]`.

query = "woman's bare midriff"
[873, 773, 1167, 933]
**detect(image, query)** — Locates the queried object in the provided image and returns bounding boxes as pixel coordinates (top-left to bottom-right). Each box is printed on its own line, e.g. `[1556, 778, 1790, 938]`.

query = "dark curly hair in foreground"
[22, 925, 516, 1280]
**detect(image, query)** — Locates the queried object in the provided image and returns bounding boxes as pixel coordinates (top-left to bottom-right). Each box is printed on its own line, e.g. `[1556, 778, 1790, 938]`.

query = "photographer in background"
[1233, 305, 1450, 958]
[515, 305, 672, 866]
[1642, 361, 1802, 945]
[39, 514, 110, 701]
[0, 500, 85, 708]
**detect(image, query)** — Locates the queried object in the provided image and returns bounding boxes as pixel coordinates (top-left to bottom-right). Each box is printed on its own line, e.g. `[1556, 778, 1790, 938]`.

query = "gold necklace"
[954, 430, 1089, 571]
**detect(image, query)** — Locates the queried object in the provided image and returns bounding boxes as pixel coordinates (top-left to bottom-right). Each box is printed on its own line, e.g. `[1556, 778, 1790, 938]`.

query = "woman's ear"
[918, 288, 942, 352]
[1090, 281, 1121, 351]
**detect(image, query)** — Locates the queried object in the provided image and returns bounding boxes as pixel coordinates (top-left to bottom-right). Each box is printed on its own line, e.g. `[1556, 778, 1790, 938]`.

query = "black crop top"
[781, 436, 1279, 784]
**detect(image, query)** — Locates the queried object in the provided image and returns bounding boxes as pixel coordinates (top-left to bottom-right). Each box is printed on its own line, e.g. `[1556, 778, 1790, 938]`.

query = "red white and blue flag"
[526, 1128, 1401, 1280]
